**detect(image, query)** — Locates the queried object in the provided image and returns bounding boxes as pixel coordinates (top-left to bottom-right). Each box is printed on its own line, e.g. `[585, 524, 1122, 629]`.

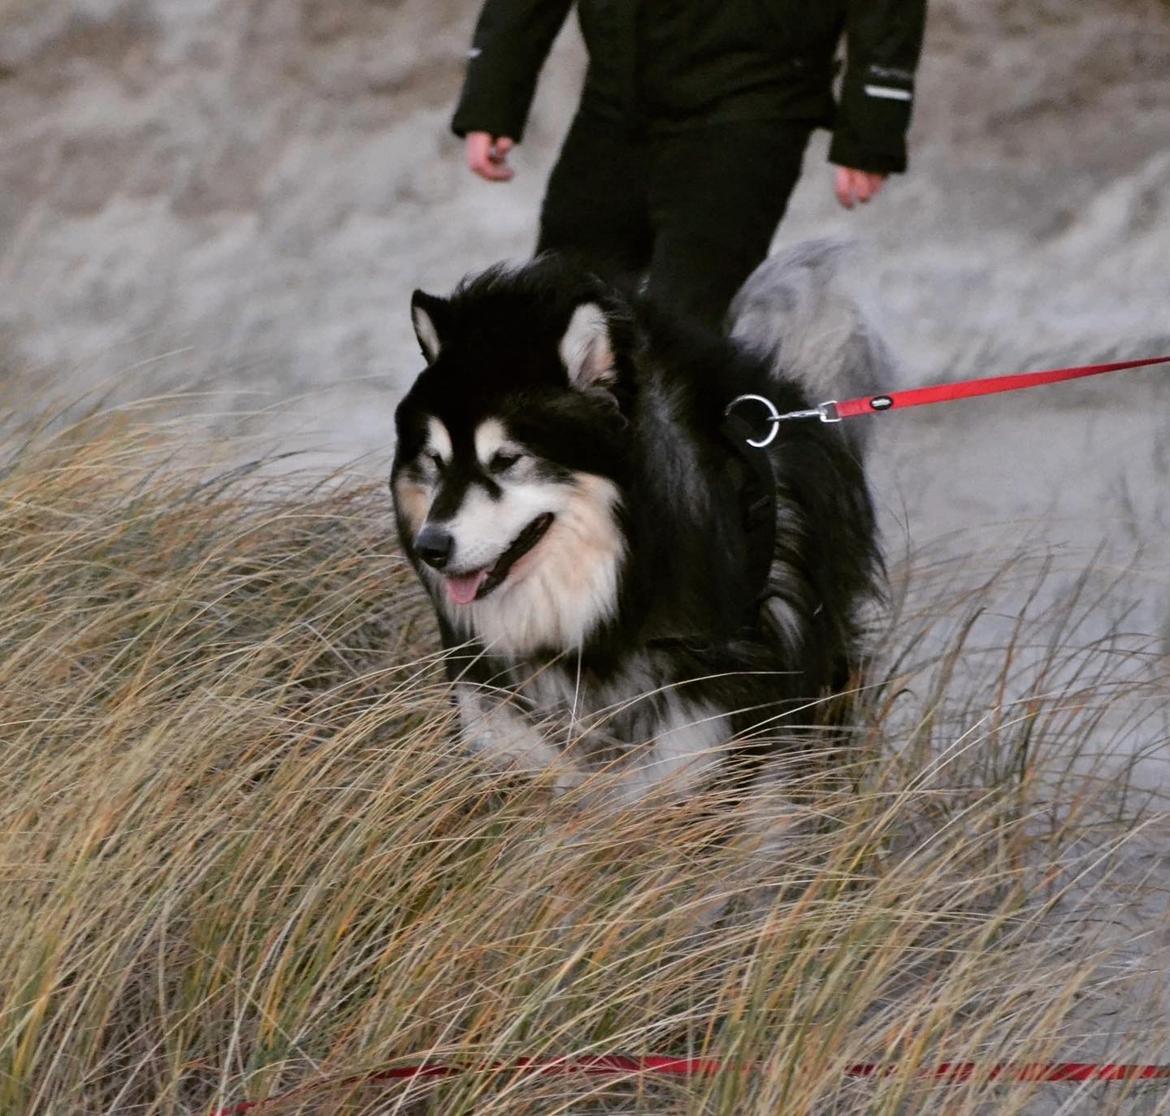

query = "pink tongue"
[445, 569, 489, 605]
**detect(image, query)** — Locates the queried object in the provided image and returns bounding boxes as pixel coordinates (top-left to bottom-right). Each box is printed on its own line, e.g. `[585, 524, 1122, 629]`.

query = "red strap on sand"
[214, 1056, 1170, 1114]
[830, 355, 1170, 420]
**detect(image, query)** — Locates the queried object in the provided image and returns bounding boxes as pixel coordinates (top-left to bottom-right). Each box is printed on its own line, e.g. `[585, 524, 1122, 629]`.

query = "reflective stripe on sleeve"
[863, 84, 913, 102]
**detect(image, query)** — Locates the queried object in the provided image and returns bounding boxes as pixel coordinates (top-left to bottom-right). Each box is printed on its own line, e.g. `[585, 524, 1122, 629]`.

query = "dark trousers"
[536, 111, 811, 329]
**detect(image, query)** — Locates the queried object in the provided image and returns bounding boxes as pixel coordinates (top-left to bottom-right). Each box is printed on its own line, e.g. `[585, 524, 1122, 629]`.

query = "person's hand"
[834, 167, 886, 209]
[466, 132, 516, 182]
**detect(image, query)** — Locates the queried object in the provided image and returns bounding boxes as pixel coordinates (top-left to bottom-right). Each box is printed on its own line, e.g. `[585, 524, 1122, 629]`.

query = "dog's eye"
[427, 453, 445, 473]
[488, 451, 522, 474]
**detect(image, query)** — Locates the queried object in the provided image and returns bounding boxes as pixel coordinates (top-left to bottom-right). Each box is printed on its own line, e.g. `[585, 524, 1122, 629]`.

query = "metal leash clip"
[725, 394, 841, 448]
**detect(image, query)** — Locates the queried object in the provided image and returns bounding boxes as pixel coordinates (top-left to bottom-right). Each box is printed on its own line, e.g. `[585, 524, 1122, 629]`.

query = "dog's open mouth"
[444, 513, 555, 605]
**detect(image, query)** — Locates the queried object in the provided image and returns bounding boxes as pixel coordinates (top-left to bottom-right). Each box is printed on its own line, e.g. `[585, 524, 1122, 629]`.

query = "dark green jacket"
[451, 0, 926, 174]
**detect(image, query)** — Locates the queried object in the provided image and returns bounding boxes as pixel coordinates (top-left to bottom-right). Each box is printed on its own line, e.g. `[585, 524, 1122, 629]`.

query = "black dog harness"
[719, 406, 778, 623]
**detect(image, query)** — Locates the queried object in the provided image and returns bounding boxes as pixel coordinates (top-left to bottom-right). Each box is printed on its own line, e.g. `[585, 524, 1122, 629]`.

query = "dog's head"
[391, 259, 634, 656]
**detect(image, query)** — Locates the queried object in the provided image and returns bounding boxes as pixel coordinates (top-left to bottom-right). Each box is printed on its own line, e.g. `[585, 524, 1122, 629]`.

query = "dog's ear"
[559, 302, 616, 389]
[411, 290, 450, 364]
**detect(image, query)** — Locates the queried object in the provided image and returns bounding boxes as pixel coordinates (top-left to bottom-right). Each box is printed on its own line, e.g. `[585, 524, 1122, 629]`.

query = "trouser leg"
[646, 119, 812, 330]
[536, 110, 653, 287]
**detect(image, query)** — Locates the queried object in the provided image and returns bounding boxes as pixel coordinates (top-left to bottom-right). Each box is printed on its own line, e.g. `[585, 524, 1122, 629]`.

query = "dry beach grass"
[2, 410, 1168, 1116]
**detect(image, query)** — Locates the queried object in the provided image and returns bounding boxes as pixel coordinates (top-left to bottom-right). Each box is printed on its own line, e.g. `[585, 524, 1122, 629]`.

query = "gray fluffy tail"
[728, 240, 896, 451]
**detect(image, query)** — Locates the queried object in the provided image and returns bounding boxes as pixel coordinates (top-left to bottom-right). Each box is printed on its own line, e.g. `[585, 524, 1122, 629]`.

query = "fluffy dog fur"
[391, 242, 885, 806]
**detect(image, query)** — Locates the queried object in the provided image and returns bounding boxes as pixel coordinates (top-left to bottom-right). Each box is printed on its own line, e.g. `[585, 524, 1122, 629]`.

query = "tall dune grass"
[1, 410, 1167, 1115]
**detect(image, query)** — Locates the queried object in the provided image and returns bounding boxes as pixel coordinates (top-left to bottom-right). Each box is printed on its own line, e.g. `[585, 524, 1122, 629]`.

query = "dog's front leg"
[574, 696, 732, 811]
[455, 683, 580, 789]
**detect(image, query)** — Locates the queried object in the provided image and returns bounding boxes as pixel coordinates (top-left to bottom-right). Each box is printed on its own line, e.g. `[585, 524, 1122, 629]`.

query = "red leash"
[727, 354, 1170, 444]
[213, 1055, 1170, 1114]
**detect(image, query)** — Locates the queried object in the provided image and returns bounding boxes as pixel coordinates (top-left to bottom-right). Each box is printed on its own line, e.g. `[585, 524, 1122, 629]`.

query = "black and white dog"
[392, 243, 885, 806]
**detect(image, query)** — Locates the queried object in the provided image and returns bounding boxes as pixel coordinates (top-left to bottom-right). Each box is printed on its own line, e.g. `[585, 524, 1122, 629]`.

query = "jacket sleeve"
[828, 0, 926, 174]
[450, 0, 574, 142]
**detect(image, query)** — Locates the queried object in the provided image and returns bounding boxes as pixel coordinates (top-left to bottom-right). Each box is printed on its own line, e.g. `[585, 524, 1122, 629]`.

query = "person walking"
[450, 1, 926, 329]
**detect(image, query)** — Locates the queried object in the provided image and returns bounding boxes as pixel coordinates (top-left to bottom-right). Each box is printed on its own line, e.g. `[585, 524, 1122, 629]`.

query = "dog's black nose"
[414, 523, 454, 569]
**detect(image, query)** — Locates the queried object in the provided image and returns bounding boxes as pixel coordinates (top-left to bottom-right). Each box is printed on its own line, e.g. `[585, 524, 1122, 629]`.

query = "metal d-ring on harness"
[723, 393, 841, 448]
